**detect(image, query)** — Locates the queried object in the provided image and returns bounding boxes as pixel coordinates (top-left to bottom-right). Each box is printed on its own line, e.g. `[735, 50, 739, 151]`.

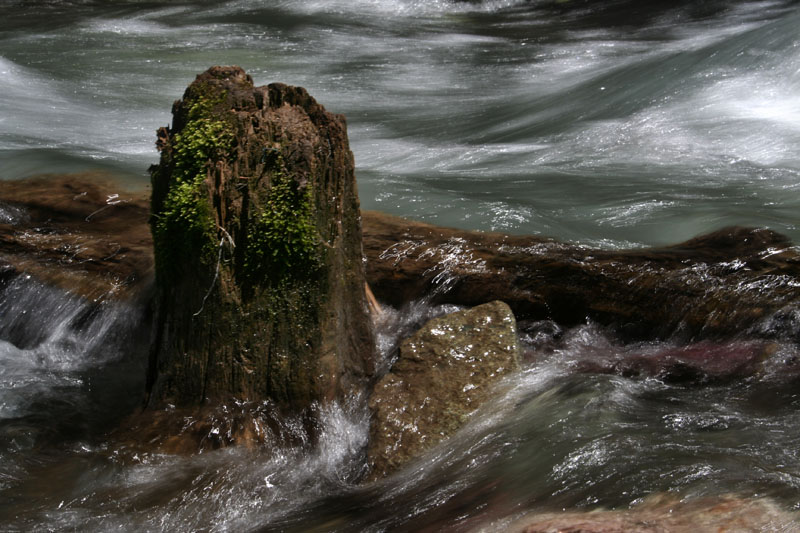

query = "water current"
[2, 0, 800, 530]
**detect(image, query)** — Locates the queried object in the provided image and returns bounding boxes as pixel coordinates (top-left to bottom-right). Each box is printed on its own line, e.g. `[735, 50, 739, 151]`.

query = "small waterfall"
[0, 275, 149, 450]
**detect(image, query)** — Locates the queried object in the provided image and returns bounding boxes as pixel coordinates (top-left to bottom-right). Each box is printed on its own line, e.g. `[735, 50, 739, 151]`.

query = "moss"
[244, 156, 320, 284]
[151, 86, 234, 280]
[185, 83, 227, 120]
[171, 119, 232, 183]
[153, 175, 215, 275]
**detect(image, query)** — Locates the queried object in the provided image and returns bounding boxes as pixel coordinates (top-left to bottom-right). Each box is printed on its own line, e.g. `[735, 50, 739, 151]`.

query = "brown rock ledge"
[2, 177, 799, 345]
[362, 210, 800, 341]
[0, 173, 152, 301]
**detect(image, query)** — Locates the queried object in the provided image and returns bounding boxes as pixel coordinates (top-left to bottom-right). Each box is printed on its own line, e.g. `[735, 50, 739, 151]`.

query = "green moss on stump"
[154, 177, 215, 271]
[245, 155, 320, 284]
[151, 86, 234, 280]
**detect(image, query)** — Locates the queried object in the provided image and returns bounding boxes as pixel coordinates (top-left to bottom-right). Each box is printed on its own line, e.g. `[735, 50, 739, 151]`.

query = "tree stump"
[146, 66, 374, 411]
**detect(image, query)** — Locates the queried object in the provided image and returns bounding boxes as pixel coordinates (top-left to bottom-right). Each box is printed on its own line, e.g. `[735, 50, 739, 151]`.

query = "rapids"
[2, 0, 800, 530]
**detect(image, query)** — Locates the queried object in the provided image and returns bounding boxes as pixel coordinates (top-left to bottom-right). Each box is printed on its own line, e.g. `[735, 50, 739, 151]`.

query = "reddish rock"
[576, 341, 776, 383]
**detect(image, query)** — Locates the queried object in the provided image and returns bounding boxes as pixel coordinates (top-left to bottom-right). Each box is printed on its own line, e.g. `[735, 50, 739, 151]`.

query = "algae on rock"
[147, 66, 374, 411]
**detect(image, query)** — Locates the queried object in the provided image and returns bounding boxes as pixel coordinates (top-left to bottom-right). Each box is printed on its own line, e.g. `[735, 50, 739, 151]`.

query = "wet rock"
[362, 211, 800, 342]
[146, 66, 374, 411]
[578, 340, 776, 384]
[0, 173, 153, 301]
[499, 493, 796, 532]
[4, 176, 798, 349]
[367, 300, 520, 480]
[112, 400, 308, 455]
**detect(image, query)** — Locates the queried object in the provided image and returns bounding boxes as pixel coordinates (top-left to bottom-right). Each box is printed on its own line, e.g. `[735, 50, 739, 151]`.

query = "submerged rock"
[576, 340, 776, 384]
[112, 400, 308, 455]
[367, 300, 520, 480]
[146, 66, 374, 410]
[497, 493, 797, 532]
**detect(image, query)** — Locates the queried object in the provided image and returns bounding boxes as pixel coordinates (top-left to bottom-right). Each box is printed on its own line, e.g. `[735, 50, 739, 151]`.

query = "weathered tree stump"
[146, 66, 374, 410]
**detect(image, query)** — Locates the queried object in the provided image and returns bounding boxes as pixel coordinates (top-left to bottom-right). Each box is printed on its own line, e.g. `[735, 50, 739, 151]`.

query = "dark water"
[2, 0, 800, 530]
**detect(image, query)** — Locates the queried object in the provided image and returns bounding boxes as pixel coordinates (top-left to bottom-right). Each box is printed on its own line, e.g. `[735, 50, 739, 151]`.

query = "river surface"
[2, 0, 800, 531]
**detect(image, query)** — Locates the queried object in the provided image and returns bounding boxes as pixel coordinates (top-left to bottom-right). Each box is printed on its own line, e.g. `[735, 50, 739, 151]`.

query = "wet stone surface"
[362, 210, 800, 343]
[367, 300, 520, 480]
[0, 174, 153, 301]
[501, 493, 796, 532]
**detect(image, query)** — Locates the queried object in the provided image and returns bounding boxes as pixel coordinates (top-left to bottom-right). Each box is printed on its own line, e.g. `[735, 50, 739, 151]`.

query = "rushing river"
[2, 0, 800, 530]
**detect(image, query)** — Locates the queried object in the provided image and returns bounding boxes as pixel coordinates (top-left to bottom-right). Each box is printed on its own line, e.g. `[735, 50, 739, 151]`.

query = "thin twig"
[85, 194, 127, 221]
[193, 228, 235, 317]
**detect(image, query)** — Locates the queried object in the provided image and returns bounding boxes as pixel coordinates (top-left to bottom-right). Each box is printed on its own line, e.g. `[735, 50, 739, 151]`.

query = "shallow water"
[3, 291, 800, 531]
[2, 0, 800, 530]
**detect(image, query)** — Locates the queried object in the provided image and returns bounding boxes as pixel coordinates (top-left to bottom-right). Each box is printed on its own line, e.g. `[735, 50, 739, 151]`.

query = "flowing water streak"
[0, 0, 799, 245]
[0, 276, 148, 500]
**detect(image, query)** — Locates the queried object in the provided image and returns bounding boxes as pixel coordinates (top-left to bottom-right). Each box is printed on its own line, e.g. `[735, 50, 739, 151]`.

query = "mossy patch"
[244, 156, 320, 284]
[151, 85, 234, 281]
